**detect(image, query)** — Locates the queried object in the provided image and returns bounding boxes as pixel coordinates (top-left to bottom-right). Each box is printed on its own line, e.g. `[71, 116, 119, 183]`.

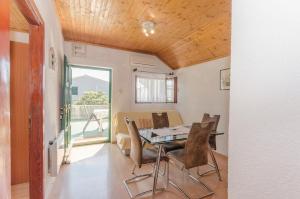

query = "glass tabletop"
[139, 128, 224, 145]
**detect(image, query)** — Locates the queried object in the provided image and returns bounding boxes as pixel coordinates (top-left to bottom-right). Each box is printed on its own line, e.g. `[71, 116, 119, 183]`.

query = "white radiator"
[48, 131, 65, 177]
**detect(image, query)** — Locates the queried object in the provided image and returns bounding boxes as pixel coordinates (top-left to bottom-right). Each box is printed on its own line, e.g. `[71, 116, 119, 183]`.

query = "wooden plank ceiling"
[10, 0, 29, 32]
[56, 0, 231, 69]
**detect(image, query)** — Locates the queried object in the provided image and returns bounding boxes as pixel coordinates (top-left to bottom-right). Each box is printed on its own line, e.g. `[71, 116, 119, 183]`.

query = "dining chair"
[202, 113, 220, 150]
[152, 112, 169, 129]
[123, 117, 169, 199]
[200, 113, 222, 181]
[167, 122, 215, 199]
[152, 112, 184, 175]
[152, 112, 185, 153]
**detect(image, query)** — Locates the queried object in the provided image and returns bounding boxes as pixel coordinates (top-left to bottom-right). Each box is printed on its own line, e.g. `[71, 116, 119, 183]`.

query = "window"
[166, 78, 176, 103]
[135, 73, 177, 103]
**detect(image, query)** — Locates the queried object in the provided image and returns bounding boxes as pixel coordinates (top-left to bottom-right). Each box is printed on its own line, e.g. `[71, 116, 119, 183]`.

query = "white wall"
[229, 0, 300, 198]
[64, 42, 175, 140]
[10, 31, 29, 43]
[175, 57, 230, 155]
[33, 0, 65, 198]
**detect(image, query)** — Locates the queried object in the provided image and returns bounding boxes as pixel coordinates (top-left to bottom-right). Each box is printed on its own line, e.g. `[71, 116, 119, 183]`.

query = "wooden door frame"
[15, 0, 45, 198]
[0, 0, 11, 198]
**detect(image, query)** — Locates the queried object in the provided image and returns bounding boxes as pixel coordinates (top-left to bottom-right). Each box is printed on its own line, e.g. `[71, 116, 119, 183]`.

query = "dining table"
[138, 125, 224, 198]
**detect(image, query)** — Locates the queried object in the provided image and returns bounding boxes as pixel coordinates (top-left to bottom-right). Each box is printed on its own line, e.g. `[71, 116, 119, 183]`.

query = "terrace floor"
[71, 120, 109, 145]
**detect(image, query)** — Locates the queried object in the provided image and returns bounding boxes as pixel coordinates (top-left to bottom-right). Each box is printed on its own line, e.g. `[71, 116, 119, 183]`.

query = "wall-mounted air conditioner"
[130, 55, 159, 68]
[72, 43, 87, 57]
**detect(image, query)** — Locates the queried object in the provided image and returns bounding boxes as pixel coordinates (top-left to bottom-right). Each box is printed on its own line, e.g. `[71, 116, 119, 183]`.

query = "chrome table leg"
[152, 144, 163, 198]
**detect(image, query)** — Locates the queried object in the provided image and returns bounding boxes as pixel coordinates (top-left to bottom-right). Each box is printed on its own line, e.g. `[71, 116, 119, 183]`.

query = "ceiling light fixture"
[142, 21, 156, 37]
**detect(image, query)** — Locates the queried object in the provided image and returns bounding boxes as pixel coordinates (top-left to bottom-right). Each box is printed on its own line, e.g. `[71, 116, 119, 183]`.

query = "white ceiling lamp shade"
[142, 21, 156, 37]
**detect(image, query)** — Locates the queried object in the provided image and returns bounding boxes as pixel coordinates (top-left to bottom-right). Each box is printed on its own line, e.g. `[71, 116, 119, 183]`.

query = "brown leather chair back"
[184, 122, 213, 169]
[125, 117, 143, 168]
[201, 113, 220, 131]
[152, 112, 169, 129]
[201, 113, 220, 150]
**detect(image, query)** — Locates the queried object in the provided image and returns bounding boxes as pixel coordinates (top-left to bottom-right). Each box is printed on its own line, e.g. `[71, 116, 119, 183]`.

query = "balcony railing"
[71, 104, 109, 121]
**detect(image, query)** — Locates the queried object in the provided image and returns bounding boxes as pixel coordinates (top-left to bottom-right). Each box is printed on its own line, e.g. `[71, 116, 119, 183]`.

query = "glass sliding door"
[70, 65, 111, 146]
[62, 55, 72, 158]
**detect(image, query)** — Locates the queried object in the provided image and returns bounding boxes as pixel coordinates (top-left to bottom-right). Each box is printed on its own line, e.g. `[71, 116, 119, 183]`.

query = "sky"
[72, 67, 110, 82]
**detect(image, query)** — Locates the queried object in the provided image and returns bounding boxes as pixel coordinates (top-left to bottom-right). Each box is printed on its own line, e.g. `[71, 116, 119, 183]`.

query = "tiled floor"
[49, 144, 228, 199]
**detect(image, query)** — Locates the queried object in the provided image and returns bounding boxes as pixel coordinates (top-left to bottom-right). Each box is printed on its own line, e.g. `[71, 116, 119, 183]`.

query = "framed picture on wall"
[220, 68, 230, 90]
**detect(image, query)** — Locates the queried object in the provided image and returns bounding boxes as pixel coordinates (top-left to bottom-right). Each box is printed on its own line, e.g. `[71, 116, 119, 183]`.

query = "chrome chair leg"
[187, 171, 214, 198]
[209, 149, 222, 181]
[124, 161, 167, 199]
[123, 171, 164, 199]
[168, 170, 214, 199]
[196, 149, 222, 181]
[123, 174, 153, 199]
[169, 180, 191, 199]
[197, 164, 216, 177]
[167, 161, 214, 199]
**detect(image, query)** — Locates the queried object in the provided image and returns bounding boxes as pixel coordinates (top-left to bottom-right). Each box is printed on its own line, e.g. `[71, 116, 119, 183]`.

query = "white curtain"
[136, 73, 167, 103]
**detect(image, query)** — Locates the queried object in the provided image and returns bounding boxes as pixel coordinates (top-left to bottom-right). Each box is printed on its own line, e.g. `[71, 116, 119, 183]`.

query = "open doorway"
[70, 65, 112, 146]
[9, 1, 30, 198]
[10, 36, 30, 198]
[8, 0, 45, 198]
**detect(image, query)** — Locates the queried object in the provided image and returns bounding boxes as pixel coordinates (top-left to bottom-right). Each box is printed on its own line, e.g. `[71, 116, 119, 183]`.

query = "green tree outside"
[76, 91, 108, 105]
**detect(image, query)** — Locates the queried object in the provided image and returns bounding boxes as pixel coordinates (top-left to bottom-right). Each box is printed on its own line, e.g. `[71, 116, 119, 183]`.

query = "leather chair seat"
[142, 148, 169, 164]
[166, 149, 185, 163]
[162, 142, 185, 153]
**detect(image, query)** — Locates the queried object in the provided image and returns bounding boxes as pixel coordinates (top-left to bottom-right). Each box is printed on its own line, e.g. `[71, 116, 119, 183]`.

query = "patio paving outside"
[71, 119, 109, 144]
